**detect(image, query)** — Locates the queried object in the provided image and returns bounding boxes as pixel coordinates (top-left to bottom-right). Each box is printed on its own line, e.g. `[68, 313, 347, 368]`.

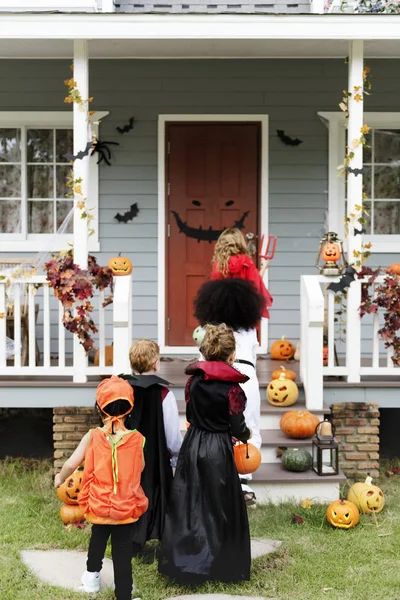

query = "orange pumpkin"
[60, 503, 86, 525]
[386, 263, 400, 275]
[280, 410, 320, 439]
[57, 471, 83, 506]
[270, 336, 295, 360]
[323, 345, 329, 366]
[321, 241, 341, 262]
[94, 345, 113, 367]
[326, 498, 359, 530]
[271, 365, 296, 381]
[107, 254, 133, 276]
[234, 442, 262, 475]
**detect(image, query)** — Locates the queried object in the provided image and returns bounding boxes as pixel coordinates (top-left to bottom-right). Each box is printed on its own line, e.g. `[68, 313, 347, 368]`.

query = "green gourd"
[281, 448, 312, 472]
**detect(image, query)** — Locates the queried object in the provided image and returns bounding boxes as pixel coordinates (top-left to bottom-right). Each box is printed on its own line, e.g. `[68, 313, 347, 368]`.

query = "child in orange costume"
[54, 376, 148, 600]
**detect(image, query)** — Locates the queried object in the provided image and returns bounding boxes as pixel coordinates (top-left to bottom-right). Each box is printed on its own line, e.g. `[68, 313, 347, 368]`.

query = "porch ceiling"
[1, 38, 400, 59]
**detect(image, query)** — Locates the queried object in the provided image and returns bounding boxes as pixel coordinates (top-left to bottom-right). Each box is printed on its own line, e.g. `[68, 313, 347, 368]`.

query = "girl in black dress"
[158, 323, 252, 584]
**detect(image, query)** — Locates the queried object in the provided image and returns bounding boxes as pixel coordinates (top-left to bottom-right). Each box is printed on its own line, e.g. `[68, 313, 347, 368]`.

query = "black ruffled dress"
[158, 361, 251, 584]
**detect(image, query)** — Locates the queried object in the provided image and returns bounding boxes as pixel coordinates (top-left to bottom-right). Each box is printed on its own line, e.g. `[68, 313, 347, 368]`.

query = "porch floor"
[0, 357, 398, 387]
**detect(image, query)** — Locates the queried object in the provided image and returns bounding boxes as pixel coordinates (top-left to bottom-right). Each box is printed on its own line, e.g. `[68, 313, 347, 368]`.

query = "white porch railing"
[301, 274, 400, 401]
[0, 273, 132, 381]
[0, 0, 105, 11]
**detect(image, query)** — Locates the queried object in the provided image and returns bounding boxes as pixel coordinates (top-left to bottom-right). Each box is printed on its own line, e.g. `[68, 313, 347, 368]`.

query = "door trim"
[158, 114, 269, 354]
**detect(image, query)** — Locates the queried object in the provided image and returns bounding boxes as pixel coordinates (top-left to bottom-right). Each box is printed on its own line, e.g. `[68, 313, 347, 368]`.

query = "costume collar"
[185, 360, 248, 383]
[118, 373, 170, 389]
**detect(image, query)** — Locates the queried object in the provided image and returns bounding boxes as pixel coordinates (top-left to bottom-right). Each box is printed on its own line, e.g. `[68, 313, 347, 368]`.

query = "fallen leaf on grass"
[300, 498, 313, 509]
[291, 513, 304, 524]
[322, 588, 334, 592]
[386, 467, 400, 477]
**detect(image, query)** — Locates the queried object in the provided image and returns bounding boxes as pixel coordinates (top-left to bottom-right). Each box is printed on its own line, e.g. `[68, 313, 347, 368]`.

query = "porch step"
[250, 463, 347, 504]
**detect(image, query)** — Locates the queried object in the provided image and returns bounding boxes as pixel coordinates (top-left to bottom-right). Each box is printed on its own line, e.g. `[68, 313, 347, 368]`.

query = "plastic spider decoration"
[91, 139, 119, 166]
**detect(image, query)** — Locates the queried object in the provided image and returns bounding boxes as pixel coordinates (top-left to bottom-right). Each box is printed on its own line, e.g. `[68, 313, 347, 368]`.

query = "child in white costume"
[194, 278, 266, 505]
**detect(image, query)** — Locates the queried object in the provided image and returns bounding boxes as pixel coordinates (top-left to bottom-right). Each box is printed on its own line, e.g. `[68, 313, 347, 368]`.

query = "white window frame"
[319, 111, 400, 253]
[0, 111, 108, 253]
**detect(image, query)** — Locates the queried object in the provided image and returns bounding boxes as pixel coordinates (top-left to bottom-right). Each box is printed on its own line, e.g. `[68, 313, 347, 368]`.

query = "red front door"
[166, 123, 260, 346]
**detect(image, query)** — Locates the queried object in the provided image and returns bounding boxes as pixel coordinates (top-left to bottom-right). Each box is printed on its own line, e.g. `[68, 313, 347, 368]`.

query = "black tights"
[87, 522, 136, 600]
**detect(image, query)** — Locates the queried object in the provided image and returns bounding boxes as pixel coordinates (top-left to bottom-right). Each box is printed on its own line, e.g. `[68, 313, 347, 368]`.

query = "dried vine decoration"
[45, 250, 114, 354]
[358, 266, 400, 366]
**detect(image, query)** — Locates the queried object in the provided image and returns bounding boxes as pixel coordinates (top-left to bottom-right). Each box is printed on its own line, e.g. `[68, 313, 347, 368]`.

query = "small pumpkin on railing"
[107, 253, 133, 276]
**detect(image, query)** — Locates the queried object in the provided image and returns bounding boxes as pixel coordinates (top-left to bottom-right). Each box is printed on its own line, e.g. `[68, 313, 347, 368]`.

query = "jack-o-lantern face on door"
[57, 471, 83, 506]
[267, 373, 299, 407]
[107, 255, 133, 276]
[326, 499, 359, 529]
[321, 242, 341, 263]
[270, 336, 295, 360]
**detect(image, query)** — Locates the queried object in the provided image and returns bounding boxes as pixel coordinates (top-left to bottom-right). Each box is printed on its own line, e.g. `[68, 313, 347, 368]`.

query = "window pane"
[363, 131, 372, 164]
[56, 129, 73, 163]
[0, 165, 21, 197]
[28, 201, 53, 233]
[374, 165, 400, 199]
[56, 200, 73, 232]
[56, 166, 72, 198]
[375, 129, 400, 164]
[0, 129, 21, 163]
[363, 201, 371, 234]
[27, 129, 53, 163]
[374, 201, 400, 235]
[28, 165, 53, 198]
[0, 200, 21, 233]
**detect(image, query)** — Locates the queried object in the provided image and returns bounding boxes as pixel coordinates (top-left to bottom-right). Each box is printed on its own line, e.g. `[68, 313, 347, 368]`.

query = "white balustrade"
[0, 273, 129, 379]
[300, 275, 324, 410]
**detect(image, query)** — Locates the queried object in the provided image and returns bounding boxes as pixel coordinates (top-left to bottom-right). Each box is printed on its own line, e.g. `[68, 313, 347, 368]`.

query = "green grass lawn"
[1, 459, 400, 600]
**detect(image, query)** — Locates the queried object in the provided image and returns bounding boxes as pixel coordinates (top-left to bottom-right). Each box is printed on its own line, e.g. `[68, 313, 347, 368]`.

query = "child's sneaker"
[80, 570, 100, 593]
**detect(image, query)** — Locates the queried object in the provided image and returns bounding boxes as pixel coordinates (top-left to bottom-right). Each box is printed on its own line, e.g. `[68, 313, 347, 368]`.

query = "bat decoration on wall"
[172, 210, 249, 243]
[345, 166, 369, 177]
[277, 129, 303, 147]
[65, 142, 93, 162]
[354, 227, 367, 236]
[114, 203, 140, 223]
[327, 266, 357, 294]
[91, 139, 119, 166]
[117, 117, 135, 134]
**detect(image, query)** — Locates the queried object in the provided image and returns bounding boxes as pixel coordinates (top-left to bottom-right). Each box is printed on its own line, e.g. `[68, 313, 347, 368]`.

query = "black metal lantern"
[312, 419, 339, 476]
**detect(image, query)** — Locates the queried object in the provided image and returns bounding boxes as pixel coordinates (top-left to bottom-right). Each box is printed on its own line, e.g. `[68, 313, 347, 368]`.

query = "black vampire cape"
[158, 361, 251, 584]
[121, 374, 173, 549]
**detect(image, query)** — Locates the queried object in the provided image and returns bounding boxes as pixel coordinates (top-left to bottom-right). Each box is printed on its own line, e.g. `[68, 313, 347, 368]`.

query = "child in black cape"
[121, 339, 182, 553]
[158, 323, 252, 584]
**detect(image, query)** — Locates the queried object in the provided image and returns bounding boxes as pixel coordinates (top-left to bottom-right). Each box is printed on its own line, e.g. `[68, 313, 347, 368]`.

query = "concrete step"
[250, 463, 346, 504]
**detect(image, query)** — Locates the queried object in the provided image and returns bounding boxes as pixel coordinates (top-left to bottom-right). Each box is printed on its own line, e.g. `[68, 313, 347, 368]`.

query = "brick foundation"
[330, 402, 380, 479]
[53, 407, 100, 471]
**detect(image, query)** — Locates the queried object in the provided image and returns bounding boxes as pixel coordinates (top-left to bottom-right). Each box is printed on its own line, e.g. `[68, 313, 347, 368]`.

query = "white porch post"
[346, 40, 363, 383]
[101, 0, 115, 10]
[73, 40, 89, 383]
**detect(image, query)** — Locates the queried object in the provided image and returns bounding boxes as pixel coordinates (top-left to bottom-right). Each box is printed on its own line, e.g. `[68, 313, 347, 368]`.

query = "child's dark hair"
[200, 323, 235, 363]
[194, 278, 264, 331]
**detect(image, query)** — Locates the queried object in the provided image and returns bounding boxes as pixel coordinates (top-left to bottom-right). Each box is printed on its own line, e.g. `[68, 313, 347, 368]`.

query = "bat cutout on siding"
[171, 210, 249, 243]
[354, 227, 367, 236]
[65, 142, 93, 162]
[345, 166, 369, 177]
[116, 117, 135, 134]
[327, 266, 357, 294]
[114, 203, 140, 223]
[277, 130, 303, 147]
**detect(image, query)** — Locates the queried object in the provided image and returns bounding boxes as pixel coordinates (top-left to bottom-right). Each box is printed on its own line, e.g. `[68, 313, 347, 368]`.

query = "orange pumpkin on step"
[60, 503, 86, 525]
[280, 410, 320, 439]
[234, 442, 262, 475]
[271, 365, 296, 381]
[270, 336, 295, 360]
[56, 471, 83, 506]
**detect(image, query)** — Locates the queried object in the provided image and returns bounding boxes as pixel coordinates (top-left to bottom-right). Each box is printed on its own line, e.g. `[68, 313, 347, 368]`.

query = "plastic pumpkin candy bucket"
[234, 442, 261, 475]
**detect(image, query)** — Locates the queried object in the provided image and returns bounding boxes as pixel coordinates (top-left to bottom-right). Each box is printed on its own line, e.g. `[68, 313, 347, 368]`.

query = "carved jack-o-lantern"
[267, 372, 299, 407]
[326, 498, 359, 529]
[321, 241, 341, 263]
[57, 471, 83, 506]
[270, 336, 295, 360]
[107, 254, 133, 276]
[347, 476, 385, 514]
[323, 345, 329, 366]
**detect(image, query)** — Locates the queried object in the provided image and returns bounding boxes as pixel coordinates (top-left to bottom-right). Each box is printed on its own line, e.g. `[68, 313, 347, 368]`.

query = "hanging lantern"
[315, 232, 347, 276]
[312, 419, 339, 476]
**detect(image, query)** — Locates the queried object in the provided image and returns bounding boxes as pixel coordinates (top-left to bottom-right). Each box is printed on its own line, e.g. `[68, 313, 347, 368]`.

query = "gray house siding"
[0, 58, 399, 351]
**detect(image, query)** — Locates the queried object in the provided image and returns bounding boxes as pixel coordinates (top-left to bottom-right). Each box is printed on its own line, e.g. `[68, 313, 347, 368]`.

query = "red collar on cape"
[185, 360, 249, 383]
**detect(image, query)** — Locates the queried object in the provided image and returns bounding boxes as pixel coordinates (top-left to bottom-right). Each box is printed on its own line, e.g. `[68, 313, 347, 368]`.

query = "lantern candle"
[320, 420, 332, 438]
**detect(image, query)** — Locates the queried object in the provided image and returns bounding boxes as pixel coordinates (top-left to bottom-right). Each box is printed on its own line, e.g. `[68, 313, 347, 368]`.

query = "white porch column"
[73, 40, 89, 382]
[346, 40, 364, 383]
[310, 0, 324, 13]
[102, 0, 115, 10]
